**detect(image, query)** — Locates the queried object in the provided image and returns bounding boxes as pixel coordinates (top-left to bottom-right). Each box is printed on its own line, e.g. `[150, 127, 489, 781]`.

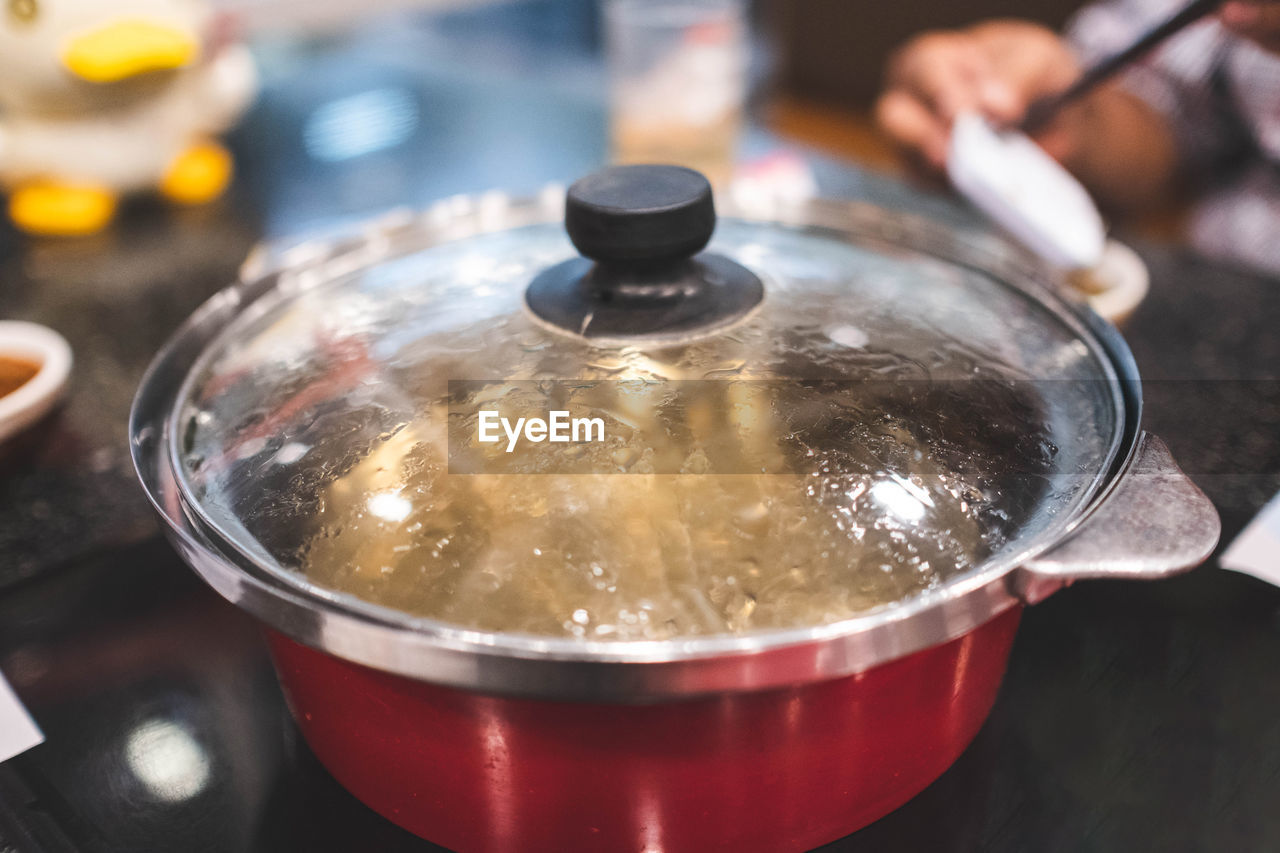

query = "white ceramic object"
[947, 112, 1106, 271]
[0, 0, 257, 199]
[0, 321, 72, 445]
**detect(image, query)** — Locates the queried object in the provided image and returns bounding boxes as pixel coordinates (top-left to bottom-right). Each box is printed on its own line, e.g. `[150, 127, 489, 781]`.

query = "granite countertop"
[0, 5, 1278, 852]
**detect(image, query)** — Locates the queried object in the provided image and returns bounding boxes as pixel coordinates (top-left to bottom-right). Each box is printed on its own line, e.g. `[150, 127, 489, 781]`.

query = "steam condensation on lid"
[177, 220, 1117, 640]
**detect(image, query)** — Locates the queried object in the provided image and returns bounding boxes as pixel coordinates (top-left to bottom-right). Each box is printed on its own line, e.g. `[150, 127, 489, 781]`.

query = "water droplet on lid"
[826, 324, 869, 348]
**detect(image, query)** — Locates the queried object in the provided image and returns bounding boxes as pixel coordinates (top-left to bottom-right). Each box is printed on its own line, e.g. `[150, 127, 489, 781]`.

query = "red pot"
[268, 607, 1021, 853]
[131, 180, 1221, 852]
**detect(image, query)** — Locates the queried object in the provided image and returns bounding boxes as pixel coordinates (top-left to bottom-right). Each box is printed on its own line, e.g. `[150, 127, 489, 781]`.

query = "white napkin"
[1221, 492, 1280, 585]
[0, 671, 42, 763]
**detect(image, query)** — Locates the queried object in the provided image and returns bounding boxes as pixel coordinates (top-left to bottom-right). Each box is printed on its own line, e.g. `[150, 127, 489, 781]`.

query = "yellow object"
[8, 182, 117, 235]
[160, 142, 233, 204]
[61, 19, 198, 84]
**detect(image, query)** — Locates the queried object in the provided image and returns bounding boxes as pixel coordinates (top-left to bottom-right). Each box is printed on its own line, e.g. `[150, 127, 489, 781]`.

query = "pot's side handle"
[1011, 433, 1220, 604]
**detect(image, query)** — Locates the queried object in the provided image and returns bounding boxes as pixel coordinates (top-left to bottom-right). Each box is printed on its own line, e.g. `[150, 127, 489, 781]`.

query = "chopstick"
[1020, 0, 1224, 133]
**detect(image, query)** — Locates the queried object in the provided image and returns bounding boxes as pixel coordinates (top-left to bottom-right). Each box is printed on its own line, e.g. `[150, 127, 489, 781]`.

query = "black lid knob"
[526, 165, 761, 342]
[565, 164, 715, 264]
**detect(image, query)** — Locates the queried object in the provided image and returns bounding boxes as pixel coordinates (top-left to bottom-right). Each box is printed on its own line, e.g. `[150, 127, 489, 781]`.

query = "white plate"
[0, 321, 72, 445]
[947, 112, 1106, 271]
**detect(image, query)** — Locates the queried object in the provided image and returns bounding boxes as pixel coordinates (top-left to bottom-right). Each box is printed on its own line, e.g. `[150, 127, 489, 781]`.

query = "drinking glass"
[605, 0, 748, 187]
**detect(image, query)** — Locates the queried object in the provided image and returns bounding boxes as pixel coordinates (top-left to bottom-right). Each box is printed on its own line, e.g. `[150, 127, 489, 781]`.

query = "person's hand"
[1220, 1, 1280, 53]
[876, 21, 1082, 172]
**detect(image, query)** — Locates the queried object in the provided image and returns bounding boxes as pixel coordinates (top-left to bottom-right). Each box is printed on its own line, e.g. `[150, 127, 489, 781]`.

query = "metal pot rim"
[131, 189, 1193, 702]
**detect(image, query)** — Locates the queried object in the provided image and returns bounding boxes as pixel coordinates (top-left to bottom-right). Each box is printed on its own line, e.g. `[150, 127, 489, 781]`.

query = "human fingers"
[875, 88, 953, 171]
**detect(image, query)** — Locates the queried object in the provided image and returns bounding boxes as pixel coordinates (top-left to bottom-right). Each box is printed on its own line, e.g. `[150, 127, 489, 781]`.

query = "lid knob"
[525, 164, 763, 343]
[565, 165, 715, 265]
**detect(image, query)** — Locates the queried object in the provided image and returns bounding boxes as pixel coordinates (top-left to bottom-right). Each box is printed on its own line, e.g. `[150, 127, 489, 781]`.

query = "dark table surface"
[1, 4, 1279, 852]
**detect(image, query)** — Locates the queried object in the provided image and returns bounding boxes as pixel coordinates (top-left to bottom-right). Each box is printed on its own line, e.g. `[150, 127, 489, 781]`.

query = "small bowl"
[0, 321, 72, 445]
[1070, 239, 1150, 326]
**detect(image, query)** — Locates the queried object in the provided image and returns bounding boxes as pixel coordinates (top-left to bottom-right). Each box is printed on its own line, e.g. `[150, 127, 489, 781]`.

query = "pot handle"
[1010, 433, 1220, 604]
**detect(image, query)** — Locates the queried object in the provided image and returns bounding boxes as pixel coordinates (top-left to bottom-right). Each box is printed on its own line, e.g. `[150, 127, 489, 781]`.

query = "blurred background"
[197, 0, 1096, 234]
[154, 0, 1182, 246]
[0, 0, 1192, 246]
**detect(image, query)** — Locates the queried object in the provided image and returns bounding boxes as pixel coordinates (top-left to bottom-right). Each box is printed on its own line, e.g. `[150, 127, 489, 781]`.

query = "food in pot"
[300, 371, 1059, 639]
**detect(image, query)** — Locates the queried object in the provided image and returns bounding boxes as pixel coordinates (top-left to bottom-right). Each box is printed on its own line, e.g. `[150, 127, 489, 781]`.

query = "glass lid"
[172, 167, 1121, 642]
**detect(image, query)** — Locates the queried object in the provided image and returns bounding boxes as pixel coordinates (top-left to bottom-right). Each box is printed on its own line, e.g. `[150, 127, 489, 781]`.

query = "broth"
[0, 356, 40, 399]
